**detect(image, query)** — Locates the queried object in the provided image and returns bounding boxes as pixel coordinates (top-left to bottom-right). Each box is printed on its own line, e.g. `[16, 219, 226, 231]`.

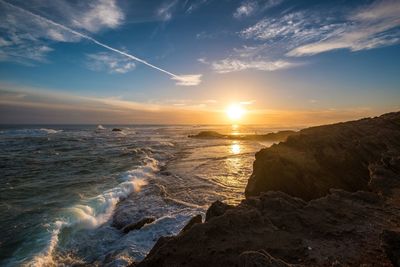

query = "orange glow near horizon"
[226, 104, 245, 122]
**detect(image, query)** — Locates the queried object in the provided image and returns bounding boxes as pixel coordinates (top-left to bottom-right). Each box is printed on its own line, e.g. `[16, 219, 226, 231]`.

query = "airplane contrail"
[1, 0, 201, 85]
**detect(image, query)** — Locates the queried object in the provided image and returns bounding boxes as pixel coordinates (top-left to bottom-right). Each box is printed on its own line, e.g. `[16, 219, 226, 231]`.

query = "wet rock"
[205, 200, 234, 222]
[179, 214, 202, 234]
[122, 217, 155, 234]
[112, 128, 122, 132]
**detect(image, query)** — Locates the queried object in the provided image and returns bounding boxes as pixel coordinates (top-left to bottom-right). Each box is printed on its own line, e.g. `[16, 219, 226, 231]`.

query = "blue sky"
[0, 0, 399, 125]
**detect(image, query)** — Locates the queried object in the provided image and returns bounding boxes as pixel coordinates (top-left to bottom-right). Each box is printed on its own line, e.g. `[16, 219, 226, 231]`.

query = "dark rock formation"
[112, 128, 122, 132]
[179, 215, 202, 234]
[246, 112, 400, 200]
[122, 217, 155, 234]
[135, 111, 400, 267]
[205, 200, 234, 222]
[381, 230, 400, 267]
[189, 130, 296, 142]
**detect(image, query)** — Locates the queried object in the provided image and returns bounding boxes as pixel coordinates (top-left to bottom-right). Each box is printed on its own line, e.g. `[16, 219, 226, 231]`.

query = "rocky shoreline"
[133, 112, 400, 267]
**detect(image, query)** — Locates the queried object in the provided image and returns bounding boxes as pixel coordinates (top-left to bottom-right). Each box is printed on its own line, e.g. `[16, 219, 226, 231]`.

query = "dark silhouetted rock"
[135, 111, 400, 267]
[122, 217, 155, 234]
[179, 215, 202, 234]
[246, 112, 400, 200]
[189, 130, 296, 142]
[205, 200, 233, 222]
[238, 250, 292, 267]
[381, 230, 400, 267]
[112, 128, 122, 132]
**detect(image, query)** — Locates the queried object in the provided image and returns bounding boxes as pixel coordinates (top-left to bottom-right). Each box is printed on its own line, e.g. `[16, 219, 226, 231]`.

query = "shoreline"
[135, 111, 400, 266]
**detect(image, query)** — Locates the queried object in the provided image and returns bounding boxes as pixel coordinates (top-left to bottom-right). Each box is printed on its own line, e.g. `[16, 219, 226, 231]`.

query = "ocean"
[0, 124, 280, 266]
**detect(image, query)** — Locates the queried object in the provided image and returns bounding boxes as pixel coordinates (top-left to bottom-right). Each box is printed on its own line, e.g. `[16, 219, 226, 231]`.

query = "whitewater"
[0, 124, 276, 266]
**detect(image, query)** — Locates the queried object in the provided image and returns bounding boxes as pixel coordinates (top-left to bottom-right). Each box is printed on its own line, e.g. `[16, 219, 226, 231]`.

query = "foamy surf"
[25, 155, 159, 267]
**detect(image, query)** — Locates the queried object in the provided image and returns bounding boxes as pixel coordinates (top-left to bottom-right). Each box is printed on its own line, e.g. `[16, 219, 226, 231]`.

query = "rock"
[179, 215, 202, 234]
[122, 217, 155, 234]
[188, 130, 296, 142]
[136, 112, 400, 267]
[188, 131, 226, 138]
[112, 128, 122, 132]
[238, 250, 292, 267]
[205, 200, 234, 222]
[381, 230, 400, 267]
[246, 112, 400, 200]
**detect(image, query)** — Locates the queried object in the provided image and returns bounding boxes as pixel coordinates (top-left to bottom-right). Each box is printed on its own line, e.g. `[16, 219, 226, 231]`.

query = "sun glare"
[226, 104, 245, 121]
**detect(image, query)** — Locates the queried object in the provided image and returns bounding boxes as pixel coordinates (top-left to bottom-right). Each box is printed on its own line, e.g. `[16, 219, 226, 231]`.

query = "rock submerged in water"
[135, 111, 400, 267]
[122, 217, 156, 234]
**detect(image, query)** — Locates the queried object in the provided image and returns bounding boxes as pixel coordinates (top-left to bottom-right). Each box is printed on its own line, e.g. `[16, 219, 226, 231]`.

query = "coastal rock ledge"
[135, 112, 400, 267]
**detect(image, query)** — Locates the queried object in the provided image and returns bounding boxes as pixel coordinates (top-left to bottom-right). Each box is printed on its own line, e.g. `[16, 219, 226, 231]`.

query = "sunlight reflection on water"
[231, 142, 241, 154]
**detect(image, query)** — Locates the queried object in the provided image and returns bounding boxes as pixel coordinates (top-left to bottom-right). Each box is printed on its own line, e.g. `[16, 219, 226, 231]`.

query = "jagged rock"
[135, 112, 400, 267]
[205, 200, 233, 222]
[180, 215, 202, 234]
[122, 217, 155, 234]
[246, 112, 400, 200]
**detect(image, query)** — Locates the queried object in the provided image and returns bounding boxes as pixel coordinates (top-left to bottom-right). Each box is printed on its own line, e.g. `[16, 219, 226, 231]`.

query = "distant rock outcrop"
[135, 112, 400, 267]
[188, 130, 296, 142]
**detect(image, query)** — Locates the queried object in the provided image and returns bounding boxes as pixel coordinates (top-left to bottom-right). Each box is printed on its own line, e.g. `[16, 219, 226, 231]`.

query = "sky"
[0, 0, 399, 126]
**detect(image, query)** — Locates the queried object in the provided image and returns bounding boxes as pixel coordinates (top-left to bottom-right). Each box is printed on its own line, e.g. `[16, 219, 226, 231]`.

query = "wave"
[25, 155, 159, 267]
[0, 128, 62, 136]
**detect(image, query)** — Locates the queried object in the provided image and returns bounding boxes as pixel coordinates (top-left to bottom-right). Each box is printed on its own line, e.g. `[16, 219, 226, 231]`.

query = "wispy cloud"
[239, 0, 400, 57]
[287, 0, 400, 56]
[86, 52, 136, 74]
[215, 0, 400, 74]
[0, 0, 123, 64]
[233, 0, 284, 19]
[0, 0, 202, 86]
[234, 1, 257, 19]
[157, 0, 179, 21]
[212, 59, 297, 73]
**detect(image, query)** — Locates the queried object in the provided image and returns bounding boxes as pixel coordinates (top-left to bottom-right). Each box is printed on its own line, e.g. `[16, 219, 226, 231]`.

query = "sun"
[226, 104, 245, 121]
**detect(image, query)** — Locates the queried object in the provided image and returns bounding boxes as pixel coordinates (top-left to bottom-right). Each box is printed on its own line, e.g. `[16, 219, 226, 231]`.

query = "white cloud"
[86, 52, 136, 74]
[71, 0, 124, 32]
[212, 59, 297, 73]
[171, 74, 202, 86]
[234, 1, 257, 19]
[287, 1, 400, 56]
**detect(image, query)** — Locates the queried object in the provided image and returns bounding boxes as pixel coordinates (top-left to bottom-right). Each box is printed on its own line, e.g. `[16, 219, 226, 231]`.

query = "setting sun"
[226, 104, 245, 121]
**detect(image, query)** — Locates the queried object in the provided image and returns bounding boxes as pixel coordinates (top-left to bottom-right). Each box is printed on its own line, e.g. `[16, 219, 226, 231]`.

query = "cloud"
[234, 0, 284, 19]
[212, 58, 297, 73]
[239, 0, 400, 57]
[157, 0, 179, 21]
[234, 1, 257, 19]
[71, 0, 124, 32]
[171, 74, 202, 86]
[86, 52, 136, 74]
[287, 0, 400, 56]
[0, 0, 123, 64]
[0, 0, 202, 86]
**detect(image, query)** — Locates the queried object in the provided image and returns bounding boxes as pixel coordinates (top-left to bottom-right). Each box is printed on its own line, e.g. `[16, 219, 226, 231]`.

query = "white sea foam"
[97, 125, 106, 130]
[26, 155, 159, 267]
[0, 128, 62, 137]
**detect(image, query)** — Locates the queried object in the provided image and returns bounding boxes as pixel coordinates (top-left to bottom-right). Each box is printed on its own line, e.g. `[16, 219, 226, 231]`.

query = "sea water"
[0, 124, 282, 266]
